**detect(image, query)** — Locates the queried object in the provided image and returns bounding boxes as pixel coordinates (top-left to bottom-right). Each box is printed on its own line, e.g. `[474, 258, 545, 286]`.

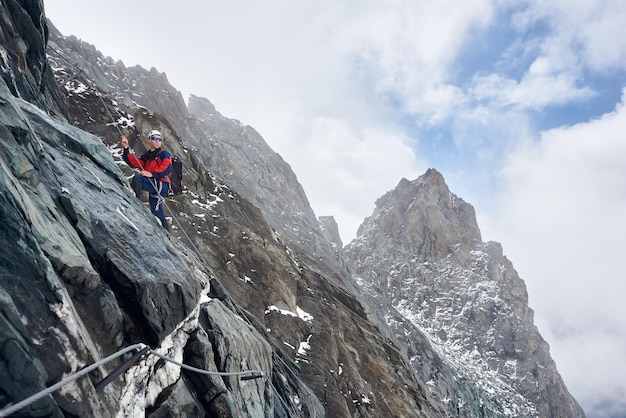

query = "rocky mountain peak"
[345, 169, 585, 418]
[355, 168, 481, 260]
[318, 215, 343, 248]
[187, 94, 218, 118]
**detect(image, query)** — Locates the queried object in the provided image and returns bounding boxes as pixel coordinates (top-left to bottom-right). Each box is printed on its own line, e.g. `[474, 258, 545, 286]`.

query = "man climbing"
[120, 130, 172, 231]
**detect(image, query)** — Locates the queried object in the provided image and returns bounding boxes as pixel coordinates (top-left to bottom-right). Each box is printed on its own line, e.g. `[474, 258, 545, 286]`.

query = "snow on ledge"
[265, 305, 314, 322]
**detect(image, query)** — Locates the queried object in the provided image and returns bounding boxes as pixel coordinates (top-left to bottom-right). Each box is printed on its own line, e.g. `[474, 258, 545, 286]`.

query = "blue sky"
[45, 1, 626, 416]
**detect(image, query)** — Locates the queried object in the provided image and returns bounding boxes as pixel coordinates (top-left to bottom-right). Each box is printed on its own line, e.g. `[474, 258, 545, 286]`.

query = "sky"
[44, 1, 626, 416]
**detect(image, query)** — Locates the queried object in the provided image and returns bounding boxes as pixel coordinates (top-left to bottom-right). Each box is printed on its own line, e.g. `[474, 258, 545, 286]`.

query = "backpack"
[171, 155, 183, 194]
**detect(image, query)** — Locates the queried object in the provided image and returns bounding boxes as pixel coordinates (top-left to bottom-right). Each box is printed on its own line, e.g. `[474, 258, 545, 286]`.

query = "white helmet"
[148, 130, 163, 140]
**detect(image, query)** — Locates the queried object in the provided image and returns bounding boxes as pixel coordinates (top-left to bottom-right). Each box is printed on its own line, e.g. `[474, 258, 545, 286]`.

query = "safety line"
[149, 349, 264, 379]
[0, 343, 266, 417]
[0, 343, 146, 417]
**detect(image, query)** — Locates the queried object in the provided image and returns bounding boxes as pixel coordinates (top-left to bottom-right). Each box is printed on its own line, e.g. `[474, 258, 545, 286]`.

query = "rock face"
[318, 216, 343, 249]
[345, 170, 585, 417]
[0, 2, 585, 417]
[0, 0, 65, 115]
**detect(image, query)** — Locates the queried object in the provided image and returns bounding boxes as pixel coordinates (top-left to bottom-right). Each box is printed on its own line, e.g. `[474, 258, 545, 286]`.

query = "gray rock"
[318, 215, 343, 249]
[345, 170, 585, 417]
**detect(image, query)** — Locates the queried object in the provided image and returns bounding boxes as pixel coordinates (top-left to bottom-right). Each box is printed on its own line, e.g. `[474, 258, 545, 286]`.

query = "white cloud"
[346, 0, 494, 121]
[467, 1, 626, 113]
[540, 318, 626, 418]
[512, 0, 626, 74]
[484, 89, 626, 414]
[471, 72, 595, 109]
[291, 117, 424, 241]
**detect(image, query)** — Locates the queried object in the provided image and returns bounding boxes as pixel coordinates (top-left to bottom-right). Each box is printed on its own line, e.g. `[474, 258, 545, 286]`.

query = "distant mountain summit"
[345, 169, 585, 417]
[355, 169, 481, 258]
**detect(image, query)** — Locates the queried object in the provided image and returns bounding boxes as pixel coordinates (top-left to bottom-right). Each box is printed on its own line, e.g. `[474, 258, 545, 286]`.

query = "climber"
[120, 130, 172, 231]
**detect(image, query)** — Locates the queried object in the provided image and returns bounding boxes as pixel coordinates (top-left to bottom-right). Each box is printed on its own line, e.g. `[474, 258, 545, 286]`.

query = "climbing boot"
[161, 218, 170, 232]
[131, 176, 143, 198]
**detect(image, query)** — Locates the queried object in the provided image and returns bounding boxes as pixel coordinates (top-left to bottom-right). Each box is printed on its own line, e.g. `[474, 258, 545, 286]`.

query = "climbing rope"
[0, 343, 264, 417]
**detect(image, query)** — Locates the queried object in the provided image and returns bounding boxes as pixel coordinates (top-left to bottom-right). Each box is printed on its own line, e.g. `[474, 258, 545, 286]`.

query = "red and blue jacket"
[123, 147, 172, 185]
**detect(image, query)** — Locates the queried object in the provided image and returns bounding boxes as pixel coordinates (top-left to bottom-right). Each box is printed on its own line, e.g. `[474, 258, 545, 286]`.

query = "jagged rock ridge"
[345, 169, 585, 417]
